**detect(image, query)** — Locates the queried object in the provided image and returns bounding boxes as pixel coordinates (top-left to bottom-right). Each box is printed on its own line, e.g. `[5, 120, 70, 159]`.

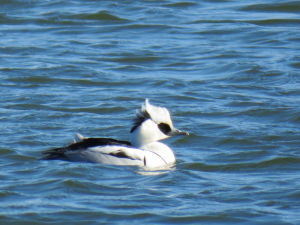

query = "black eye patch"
[158, 123, 171, 135]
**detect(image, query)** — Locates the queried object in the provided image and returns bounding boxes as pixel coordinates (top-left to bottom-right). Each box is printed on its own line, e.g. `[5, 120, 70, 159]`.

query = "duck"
[42, 99, 189, 168]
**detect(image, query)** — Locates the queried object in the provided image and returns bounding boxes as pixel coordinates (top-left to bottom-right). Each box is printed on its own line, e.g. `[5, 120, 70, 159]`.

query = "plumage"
[42, 99, 189, 168]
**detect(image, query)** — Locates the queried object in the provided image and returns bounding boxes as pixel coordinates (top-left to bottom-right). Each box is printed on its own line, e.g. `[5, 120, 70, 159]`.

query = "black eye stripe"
[158, 123, 171, 135]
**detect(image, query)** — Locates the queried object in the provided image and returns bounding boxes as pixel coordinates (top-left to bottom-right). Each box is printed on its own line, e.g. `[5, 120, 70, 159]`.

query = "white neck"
[130, 119, 167, 148]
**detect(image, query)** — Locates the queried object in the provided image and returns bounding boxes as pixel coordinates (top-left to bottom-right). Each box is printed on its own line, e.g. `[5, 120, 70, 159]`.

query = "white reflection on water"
[136, 163, 176, 176]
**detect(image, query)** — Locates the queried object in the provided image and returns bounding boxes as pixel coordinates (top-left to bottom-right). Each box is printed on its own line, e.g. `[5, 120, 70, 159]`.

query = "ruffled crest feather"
[143, 99, 172, 126]
[130, 99, 172, 133]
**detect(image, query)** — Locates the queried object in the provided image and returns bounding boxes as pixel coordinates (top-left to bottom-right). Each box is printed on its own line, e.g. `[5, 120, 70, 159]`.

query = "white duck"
[42, 99, 188, 168]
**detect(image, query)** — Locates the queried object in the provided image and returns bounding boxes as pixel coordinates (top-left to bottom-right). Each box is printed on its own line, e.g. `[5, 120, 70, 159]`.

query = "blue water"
[1, 0, 300, 224]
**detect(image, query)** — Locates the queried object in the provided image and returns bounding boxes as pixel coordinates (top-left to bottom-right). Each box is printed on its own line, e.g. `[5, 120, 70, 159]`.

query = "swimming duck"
[42, 99, 189, 167]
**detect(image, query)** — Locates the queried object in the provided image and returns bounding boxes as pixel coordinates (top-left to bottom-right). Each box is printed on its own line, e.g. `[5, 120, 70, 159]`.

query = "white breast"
[140, 142, 176, 165]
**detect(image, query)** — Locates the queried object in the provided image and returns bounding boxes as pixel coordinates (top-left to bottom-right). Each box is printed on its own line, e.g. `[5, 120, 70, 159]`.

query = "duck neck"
[130, 119, 167, 148]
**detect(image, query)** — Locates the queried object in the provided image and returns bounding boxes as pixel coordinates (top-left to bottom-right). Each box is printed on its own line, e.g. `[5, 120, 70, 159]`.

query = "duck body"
[42, 99, 188, 168]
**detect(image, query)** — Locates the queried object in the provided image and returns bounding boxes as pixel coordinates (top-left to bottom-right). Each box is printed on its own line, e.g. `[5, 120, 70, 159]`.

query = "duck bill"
[168, 127, 189, 136]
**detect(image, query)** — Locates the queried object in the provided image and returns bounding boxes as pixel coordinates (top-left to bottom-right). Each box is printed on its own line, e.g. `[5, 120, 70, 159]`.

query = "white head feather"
[143, 99, 173, 126]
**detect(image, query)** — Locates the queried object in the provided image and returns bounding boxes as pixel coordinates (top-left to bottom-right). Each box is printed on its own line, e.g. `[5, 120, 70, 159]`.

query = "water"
[1, 0, 300, 224]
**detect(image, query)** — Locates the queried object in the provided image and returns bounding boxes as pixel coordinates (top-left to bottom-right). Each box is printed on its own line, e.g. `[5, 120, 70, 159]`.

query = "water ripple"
[1, 0, 300, 224]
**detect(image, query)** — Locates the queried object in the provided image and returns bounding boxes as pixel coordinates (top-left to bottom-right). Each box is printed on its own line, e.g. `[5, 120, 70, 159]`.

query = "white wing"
[65, 145, 167, 167]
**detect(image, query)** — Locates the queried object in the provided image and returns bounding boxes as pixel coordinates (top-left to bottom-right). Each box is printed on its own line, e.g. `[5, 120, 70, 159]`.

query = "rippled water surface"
[1, 0, 300, 224]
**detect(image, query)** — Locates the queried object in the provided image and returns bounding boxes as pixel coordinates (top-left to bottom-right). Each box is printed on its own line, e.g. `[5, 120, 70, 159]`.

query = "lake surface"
[1, 0, 300, 224]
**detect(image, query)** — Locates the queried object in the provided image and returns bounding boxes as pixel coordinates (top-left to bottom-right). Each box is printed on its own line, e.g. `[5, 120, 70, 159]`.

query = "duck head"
[130, 99, 188, 147]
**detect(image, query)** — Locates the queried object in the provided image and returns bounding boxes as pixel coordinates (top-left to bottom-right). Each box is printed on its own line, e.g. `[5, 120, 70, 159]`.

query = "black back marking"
[130, 109, 151, 133]
[109, 150, 129, 158]
[158, 123, 171, 135]
[42, 138, 132, 160]
[68, 138, 131, 151]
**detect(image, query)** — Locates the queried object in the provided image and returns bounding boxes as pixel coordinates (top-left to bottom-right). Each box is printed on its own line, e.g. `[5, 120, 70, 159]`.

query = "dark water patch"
[225, 100, 264, 108]
[0, 15, 70, 26]
[60, 180, 134, 196]
[240, 1, 300, 13]
[201, 62, 247, 78]
[4, 103, 126, 115]
[6, 76, 57, 85]
[36, 211, 163, 224]
[192, 19, 235, 24]
[256, 200, 287, 208]
[163, 62, 195, 69]
[4, 154, 36, 162]
[0, 67, 13, 71]
[195, 28, 243, 36]
[184, 156, 300, 173]
[72, 11, 129, 22]
[241, 30, 283, 44]
[62, 179, 90, 190]
[107, 56, 161, 64]
[90, 43, 118, 49]
[53, 169, 91, 179]
[290, 62, 300, 69]
[6, 75, 144, 88]
[149, 78, 188, 89]
[161, 214, 244, 224]
[1, 8, 128, 26]
[8, 179, 62, 195]
[0, 0, 17, 6]
[246, 19, 300, 27]
[110, 23, 183, 32]
[242, 107, 296, 123]
[0, 148, 14, 156]
[0, 190, 20, 198]
[204, 0, 233, 2]
[0, 46, 46, 55]
[17, 138, 48, 147]
[168, 94, 199, 102]
[216, 137, 261, 146]
[286, 190, 300, 201]
[4, 103, 50, 111]
[210, 53, 241, 59]
[0, 13, 29, 25]
[214, 150, 270, 164]
[35, 18, 84, 26]
[239, 185, 257, 191]
[259, 135, 283, 142]
[163, 2, 198, 8]
[292, 114, 300, 123]
[254, 39, 287, 47]
[69, 40, 89, 45]
[110, 65, 147, 71]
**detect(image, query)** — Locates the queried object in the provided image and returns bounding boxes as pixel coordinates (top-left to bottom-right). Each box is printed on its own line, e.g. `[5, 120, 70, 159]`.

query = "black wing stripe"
[109, 151, 129, 158]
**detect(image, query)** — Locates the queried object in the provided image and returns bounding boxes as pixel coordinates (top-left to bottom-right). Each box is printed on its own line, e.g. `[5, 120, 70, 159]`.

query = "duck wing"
[41, 137, 132, 160]
[65, 145, 146, 165]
